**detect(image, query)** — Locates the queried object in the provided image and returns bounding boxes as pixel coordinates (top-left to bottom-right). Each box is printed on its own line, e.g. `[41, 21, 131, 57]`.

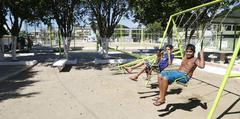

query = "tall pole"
[120, 25, 124, 49]
[208, 36, 240, 118]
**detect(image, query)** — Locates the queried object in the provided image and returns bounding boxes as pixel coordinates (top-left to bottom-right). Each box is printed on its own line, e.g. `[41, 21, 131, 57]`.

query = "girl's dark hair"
[157, 48, 164, 53]
[186, 44, 195, 53]
[156, 48, 164, 57]
[166, 44, 173, 50]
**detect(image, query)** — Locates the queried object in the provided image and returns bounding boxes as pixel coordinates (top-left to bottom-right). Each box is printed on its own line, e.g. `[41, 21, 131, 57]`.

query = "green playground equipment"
[208, 35, 240, 119]
[58, 31, 62, 55]
[48, 24, 54, 48]
[117, 1, 240, 118]
[159, 0, 225, 56]
[118, 0, 224, 69]
[153, 0, 240, 118]
[108, 47, 144, 59]
[118, 55, 157, 72]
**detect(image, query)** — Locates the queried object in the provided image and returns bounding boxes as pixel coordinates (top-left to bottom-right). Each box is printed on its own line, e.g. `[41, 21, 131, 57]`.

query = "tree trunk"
[96, 34, 101, 51]
[67, 36, 72, 51]
[99, 37, 109, 58]
[62, 36, 69, 59]
[11, 35, 17, 60]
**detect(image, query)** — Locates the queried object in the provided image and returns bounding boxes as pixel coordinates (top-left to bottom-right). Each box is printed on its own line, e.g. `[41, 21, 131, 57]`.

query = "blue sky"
[21, 17, 139, 32]
[119, 17, 139, 28]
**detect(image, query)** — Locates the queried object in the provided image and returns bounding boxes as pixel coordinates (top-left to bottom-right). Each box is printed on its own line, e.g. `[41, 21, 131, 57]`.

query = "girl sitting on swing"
[123, 45, 174, 81]
[153, 44, 205, 106]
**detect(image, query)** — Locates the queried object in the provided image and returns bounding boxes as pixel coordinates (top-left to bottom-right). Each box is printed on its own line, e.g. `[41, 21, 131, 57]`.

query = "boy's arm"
[196, 50, 205, 68]
[168, 53, 172, 65]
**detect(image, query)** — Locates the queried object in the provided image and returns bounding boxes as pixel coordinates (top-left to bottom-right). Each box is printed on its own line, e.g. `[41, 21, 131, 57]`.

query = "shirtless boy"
[153, 44, 205, 106]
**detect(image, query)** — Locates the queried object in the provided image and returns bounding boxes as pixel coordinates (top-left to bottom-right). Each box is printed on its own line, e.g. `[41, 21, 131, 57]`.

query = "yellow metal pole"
[172, 19, 184, 59]
[141, 28, 144, 48]
[207, 37, 240, 119]
[229, 73, 240, 78]
[159, 16, 173, 48]
[172, 0, 223, 17]
[120, 25, 124, 49]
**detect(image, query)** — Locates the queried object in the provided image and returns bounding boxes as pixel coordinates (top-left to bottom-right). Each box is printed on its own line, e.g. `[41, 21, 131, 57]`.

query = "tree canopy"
[86, 0, 129, 38]
[0, 1, 8, 38]
[128, 0, 235, 28]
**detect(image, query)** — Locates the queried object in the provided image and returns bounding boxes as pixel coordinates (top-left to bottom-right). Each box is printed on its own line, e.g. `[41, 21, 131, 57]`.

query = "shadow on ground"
[60, 65, 72, 72]
[138, 88, 183, 99]
[216, 98, 240, 119]
[157, 98, 207, 117]
[192, 77, 240, 97]
[74, 63, 109, 70]
[0, 69, 40, 102]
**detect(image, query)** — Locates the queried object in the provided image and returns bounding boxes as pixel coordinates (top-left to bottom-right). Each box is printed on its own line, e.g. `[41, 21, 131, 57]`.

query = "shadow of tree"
[138, 88, 183, 99]
[60, 65, 72, 72]
[5, 45, 139, 73]
[158, 98, 207, 117]
[0, 70, 40, 102]
[111, 71, 126, 75]
[149, 83, 158, 89]
[216, 98, 240, 119]
[74, 63, 108, 70]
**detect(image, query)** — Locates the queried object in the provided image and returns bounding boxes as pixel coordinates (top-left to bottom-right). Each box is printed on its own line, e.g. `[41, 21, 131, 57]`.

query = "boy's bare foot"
[123, 67, 132, 73]
[129, 76, 138, 81]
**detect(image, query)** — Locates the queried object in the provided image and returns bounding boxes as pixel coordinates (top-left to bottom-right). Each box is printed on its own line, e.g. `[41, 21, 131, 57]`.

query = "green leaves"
[86, 0, 129, 38]
[128, 0, 228, 28]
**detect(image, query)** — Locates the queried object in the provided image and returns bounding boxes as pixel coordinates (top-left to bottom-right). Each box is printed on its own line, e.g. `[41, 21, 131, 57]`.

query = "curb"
[0, 60, 38, 82]
[0, 60, 38, 66]
[93, 58, 135, 64]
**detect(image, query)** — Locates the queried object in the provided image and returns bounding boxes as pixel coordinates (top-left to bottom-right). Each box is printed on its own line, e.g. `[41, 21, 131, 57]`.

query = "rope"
[166, 14, 185, 42]
[182, 11, 197, 28]
[197, 4, 234, 51]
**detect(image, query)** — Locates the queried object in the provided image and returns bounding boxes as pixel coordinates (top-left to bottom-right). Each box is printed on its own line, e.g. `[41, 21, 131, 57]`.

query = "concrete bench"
[53, 59, 67, 72]
[208, 54, 217, 63]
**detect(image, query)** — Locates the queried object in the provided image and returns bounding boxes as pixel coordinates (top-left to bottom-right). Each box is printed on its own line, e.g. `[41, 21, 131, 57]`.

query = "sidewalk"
[0, 61, 38, 82]
[1, 58, 239, 82]
[173, 59, 240, 76]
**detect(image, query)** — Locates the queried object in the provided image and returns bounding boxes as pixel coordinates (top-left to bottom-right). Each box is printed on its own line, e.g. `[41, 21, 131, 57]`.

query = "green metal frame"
[117, 0, 223, 69]
[117, 0, 240, 117]
[48, 25, 53, 47]
[208, 36, 240, 119]
[159, 0, 224, 58]
[156, 0, 240, 118]
[172, 19, 184, 58]
[118, 55, 156, 67]
[108, 47, 144, 59]
[58, 31, 62, 55]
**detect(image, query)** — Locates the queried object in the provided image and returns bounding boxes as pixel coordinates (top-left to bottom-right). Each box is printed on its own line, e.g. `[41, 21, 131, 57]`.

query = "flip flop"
[129, 77, 138, 81]
[153, 100, 165, 106]
[152, 97, 160, 101]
